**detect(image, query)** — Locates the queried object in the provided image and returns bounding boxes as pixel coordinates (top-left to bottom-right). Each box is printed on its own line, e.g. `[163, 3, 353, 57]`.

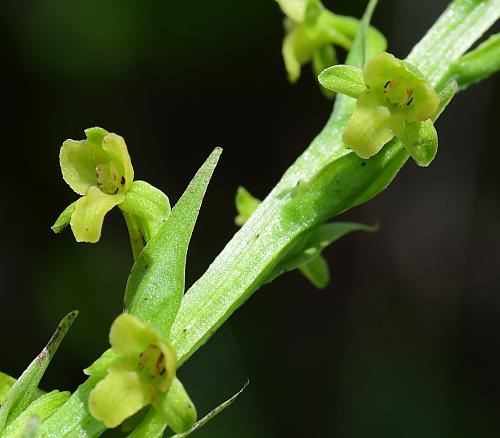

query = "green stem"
[42, 1, 500, 436]
[171, 0, 500, 365]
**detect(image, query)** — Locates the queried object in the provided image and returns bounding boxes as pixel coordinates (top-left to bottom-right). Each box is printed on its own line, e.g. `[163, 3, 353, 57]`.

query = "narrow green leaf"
[450, 33, 500, 90]
[169, 380, 249, 438]
[51, 201, 77, 233]
[234, 186, 261, 226]
[0, 311, 78, 431]
[298, 255, 329, 288]
[267, 222, 377, 286]
[125, 148, 222, 336]
[408, 0, 500, 87]
[318, 65, 366, 97]
[3, 391, 70, 437]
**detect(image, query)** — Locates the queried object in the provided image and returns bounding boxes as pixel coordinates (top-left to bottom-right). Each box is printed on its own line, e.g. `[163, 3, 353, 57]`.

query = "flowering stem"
[42, 0, 500, 435]
[170, 0, 500, 365]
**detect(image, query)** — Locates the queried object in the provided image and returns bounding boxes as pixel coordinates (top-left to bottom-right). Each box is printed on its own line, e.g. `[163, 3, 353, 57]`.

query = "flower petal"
[102, 133, 134, 192]
[363, 52, 403, 89]
[109, 314, 156, 357]
[60, 138, 108, 196]
[282, 29, 303, 83]
[157, 340, 177, 392]
[88, 368, 152, 428]
[403, 80, 440, 122]
[343, 94, 404, 159]
[276, 0, 307, 23]
[70, 187, 124, 243]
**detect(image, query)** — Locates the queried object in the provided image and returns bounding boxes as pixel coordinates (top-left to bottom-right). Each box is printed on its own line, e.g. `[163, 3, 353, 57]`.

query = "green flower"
[86, 314, 177, 428]
[319, 52, 440, 166]
[53, 127, 171, 258]
[55, 127, 134, 243]
[276, 0, 386, 84]
[277, 0, 353, 82]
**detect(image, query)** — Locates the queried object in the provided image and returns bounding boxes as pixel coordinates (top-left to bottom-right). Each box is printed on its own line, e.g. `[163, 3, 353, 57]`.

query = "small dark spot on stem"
[406, 97, 414, 106]
[121, 176, 125, 185]
[384, 80, 391, 89]
[361, 162, 366, 167]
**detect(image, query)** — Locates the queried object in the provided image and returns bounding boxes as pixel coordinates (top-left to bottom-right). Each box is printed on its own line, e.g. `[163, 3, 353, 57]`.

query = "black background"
[1, 1, 499, 436]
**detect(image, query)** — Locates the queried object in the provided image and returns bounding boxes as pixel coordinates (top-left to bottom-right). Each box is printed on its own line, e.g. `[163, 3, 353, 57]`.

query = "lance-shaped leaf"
[235, 187, 374, 289]
[3, 390, 69, 437]
[449, 33, 500, 90]
[267, 222, 377, 286]
[0, 311, 78, 430]
[298, 255, 330, 288]
[125, 148, 222, 336]
[318, 65, 366, 97]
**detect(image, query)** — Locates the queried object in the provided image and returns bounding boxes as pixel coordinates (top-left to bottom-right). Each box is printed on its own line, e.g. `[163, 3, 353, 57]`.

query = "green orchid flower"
[53, 127, 171, 257]
[54, 127, 133, 243]
[319, 52, 440, 166]
[86, 314, 196, 432]
[277, 0, 349, 82]
[276, 0, 385, 83]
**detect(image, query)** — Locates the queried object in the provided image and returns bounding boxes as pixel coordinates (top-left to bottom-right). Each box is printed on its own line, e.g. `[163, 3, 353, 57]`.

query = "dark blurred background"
[1, 1, 499, 436]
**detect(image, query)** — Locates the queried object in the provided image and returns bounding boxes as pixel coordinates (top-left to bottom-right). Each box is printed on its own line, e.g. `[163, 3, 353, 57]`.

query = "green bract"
[53, 128, 170, 255]
[86, 314, 177, 428]
[319, 52, 440, 166]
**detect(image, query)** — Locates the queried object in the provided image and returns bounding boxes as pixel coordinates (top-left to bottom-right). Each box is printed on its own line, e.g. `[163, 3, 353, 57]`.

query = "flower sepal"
[152, 377, 197, 434]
